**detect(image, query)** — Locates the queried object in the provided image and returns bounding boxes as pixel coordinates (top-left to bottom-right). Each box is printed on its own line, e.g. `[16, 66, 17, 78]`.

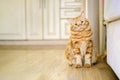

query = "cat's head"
[68, 11, 89, 32]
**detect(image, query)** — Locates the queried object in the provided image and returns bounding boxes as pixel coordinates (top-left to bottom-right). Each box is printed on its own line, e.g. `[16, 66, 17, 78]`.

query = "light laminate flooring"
[0, 46, 118, 80]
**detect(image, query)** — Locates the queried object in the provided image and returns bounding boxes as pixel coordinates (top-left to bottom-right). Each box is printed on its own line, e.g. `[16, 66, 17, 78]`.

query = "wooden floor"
[0, 46, 118, 80]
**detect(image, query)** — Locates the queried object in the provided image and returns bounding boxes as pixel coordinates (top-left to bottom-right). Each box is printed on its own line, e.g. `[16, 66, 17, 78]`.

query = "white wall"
[87, 0, 99, 53]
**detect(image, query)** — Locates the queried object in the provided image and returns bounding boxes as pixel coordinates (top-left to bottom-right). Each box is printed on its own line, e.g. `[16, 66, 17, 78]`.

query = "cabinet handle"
[43, 0, 46, 8]
[39, 0, 42, 8]
[75, 0, 80, 2]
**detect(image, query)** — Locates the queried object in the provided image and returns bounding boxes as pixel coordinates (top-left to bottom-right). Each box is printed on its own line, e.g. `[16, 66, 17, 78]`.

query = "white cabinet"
[27, 0, 83, 39]
[43, 0, 60, 39]
[0, 0, 25, 40]
[60, 0, 84, 39]
[61, 19, 70, 39]
[0, 0, 84, 40]
[61, 0, 83, 8]
[26, 0, 43, 40]
[26, 0, 60, 40]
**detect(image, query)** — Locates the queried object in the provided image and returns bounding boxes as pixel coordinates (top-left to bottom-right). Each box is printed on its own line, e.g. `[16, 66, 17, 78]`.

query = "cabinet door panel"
[26, 0, 43, 40]
[61, 19, 70, 39]
[43, 0, 60, 39]
[0, 0, 25, 40]
[60, 0, 84, 39]
[61, 0, 83, 8]
[61, 8, 81, 18]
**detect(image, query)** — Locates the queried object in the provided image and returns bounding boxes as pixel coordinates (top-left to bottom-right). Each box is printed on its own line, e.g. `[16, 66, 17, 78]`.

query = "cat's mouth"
[74, 27, 85, 32]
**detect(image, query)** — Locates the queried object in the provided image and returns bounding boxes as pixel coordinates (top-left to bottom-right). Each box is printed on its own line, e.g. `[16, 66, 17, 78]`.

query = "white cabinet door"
[0, 0, 25, 40]
[61, 0, 83, 8]
[43, 0, 60, 39]
[107, 20, 120, 79]
[61, 19, 70, 39]
[60, 0, 84, 39]
[27, 0, 60, 40]
[26, 0, 43, 40]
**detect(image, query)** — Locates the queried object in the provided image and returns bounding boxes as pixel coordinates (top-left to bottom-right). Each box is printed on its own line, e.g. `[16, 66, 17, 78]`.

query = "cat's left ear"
[80, 10, 85, 18]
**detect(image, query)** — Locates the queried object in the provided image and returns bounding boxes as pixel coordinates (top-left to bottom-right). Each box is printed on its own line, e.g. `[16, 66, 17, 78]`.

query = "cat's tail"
[96, 50, 107, 62]
[91, 49, 97, 64]
[92, 49, 107, 64]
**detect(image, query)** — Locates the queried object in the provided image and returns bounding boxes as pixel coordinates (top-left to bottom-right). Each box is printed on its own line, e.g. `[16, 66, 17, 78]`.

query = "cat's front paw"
[75, 64, 82, 68]
[84, 64, 91, 68]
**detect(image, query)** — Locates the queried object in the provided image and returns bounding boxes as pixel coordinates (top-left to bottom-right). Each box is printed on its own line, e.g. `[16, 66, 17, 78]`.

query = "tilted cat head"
[68, 11, 89, 32]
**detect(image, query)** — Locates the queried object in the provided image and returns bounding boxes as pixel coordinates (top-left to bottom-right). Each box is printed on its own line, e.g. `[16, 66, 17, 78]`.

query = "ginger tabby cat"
[65, 11, 97, 68]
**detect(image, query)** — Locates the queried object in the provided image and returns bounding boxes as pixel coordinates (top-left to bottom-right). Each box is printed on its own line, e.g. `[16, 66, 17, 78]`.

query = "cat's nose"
[78, 25, 82, 27]
[78, 24, 82, 26]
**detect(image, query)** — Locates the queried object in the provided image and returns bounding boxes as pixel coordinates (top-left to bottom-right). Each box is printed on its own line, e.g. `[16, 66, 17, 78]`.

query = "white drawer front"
[61, 8, 81, 18]
[61, 19, 70, 39]
[61, 0, 83, 8]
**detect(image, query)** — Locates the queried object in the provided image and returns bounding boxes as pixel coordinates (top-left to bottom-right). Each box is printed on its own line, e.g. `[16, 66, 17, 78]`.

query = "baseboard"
[0, 40, 68, 46]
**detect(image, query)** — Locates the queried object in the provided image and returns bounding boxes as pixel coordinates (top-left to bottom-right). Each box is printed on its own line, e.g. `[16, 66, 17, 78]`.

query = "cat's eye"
[75, 23, 77, 25]
[81, 21, 84, 23]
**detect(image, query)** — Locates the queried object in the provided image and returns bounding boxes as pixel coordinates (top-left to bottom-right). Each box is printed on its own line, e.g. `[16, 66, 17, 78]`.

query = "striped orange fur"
[65, 11, 97, 68]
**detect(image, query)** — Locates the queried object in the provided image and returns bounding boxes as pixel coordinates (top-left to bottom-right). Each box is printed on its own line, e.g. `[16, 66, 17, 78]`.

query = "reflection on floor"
[0, 46, 118, 80]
